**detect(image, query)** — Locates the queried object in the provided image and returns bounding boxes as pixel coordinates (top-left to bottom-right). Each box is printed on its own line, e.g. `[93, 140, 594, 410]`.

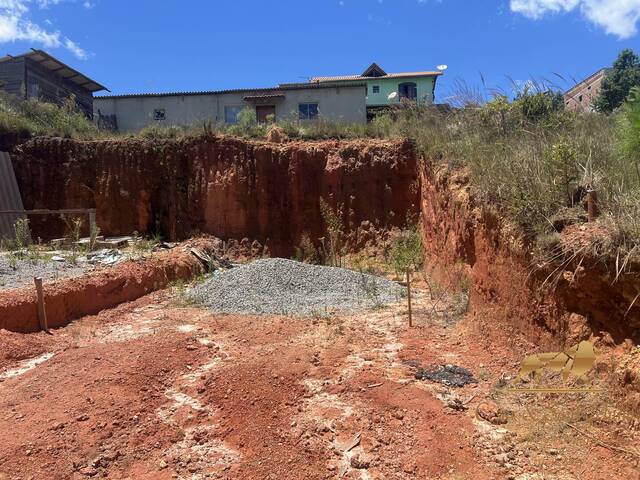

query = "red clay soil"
[11, 136, 418, 256]
[0, 285, 636, 480]
[419, 164, 640, 348]
[0, 238, 218, 333]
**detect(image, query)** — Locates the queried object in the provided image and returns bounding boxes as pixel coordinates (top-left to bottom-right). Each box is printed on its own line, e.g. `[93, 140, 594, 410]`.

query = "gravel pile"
[0, 256, 87, 290]
[188, 258, 404, 316]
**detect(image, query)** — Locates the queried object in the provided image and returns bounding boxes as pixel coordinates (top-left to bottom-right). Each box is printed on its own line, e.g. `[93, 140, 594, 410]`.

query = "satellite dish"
[437, 65, 448, 71]
[388, 91, 398, 100]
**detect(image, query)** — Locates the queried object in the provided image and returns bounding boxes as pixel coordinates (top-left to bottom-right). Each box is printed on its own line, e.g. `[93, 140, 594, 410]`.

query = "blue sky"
[0, 0, 639, 102]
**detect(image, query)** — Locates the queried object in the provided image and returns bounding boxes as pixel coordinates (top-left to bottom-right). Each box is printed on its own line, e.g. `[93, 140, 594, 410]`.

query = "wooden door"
[256, 105, 276, 123]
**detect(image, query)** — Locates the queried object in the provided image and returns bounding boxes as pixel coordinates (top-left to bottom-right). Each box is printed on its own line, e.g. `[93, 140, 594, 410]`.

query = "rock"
[76, 414, 89, 422]
[158, 459, 168, 469]
[350, 453, 371, 469]
[79, 466, 98, 477]
[476, 401, 508, 425]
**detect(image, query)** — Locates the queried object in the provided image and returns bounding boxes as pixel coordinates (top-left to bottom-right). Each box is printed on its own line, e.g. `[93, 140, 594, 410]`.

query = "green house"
[309, 63, 443, 107]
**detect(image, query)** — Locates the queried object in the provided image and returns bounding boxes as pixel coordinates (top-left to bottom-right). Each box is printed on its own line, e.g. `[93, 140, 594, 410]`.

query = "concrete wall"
[364, 76, 437, 106]
[95, 85, 366, 132]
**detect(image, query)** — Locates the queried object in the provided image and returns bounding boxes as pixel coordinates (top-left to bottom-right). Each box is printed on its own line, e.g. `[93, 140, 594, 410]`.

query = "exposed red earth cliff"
[11, 135, 419, 256]
[419, 161, 640, 348]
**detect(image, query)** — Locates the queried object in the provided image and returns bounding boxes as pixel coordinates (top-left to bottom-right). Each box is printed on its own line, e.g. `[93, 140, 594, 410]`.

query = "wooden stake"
[88, 210, 97, 250]
[34, 277, 48, 332]
[406, 269, 412, 327]
[587, 189, 598, 222]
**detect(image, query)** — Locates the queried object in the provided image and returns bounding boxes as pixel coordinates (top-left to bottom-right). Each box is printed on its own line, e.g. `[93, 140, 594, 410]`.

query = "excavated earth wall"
[11, 135, 419, 256]
[5, 135, 640, 348]
[419, 162, 640, 348]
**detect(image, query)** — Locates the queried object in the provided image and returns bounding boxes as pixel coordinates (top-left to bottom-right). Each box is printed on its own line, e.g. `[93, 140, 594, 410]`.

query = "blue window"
[299, 103, 319, 120]
[372, 85, 380, 94]
[224, 106, 243, 124]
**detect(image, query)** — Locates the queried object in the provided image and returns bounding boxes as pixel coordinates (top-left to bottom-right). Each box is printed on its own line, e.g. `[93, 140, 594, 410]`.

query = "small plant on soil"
[134, 233, 162, 253]
[67, 217, 83, 264]
[14, 218, 32, 250]
[294, 233, 319, 264]
[319, 198, 345, 267]
[350, 252, 382, 276]
[387, 227, 423, 280]
[7, 251, 18, 270]
[358, 271, 384, 309]
[89, 225, 101, 252]
[310, 308, 331, 322]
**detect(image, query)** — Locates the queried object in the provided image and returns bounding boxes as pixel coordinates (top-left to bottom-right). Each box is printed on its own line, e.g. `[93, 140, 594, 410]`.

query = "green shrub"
[226, 108, 266, 138]
[0, 93, 100, 139]
[513, 89, 565, 123]
[387, 228, 423, 275]
[294, 233, 319, 264]
[619, 86, 640, 161]
[13, 218, 31, 249]
[594, 49, 640, 113]
[319, 198, 344, 267]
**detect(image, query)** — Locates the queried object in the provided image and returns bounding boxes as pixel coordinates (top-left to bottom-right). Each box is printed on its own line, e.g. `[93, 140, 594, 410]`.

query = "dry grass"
[2, 88, 636, 261]
[0, 92, 101, 139]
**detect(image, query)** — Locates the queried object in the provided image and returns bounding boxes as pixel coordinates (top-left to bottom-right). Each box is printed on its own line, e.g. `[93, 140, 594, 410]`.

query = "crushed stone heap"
[188, 258, 404, 316]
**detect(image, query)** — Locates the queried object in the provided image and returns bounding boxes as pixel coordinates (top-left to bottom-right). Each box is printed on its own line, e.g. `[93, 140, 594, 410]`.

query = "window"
[398, 82, 417, 101]
[372, 85, 380, 94]
[224, 106, 243, 124]
[299, 103, 319, 120]
[153, 109, 166, 121]
[578, 95, 583, 103]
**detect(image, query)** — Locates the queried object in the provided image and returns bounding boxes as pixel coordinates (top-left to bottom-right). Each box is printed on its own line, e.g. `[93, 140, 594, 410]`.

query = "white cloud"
[63, 36, 87, 59]
[510, 0, 640, 38]
[0, 0, 89, 58]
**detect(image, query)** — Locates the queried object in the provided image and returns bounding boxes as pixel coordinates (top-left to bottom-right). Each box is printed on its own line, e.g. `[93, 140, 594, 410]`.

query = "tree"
[619, 86, 640, 161]
[594, 49, 640, 113]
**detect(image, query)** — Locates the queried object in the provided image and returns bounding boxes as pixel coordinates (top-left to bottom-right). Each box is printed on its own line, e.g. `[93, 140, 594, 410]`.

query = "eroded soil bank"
[11, 135, 418, 256]
[419, 162, 640, 348]
[0, 238, 219, 333]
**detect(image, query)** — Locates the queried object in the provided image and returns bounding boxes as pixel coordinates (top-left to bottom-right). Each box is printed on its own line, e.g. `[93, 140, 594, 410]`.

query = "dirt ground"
[0, 278, 638, 480]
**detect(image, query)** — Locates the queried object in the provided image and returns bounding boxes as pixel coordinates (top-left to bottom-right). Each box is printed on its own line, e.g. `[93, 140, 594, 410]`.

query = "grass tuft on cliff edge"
[0, 92, 100, 140]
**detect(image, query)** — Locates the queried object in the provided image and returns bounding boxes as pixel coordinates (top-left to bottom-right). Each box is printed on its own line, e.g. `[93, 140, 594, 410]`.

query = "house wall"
[0, 57, 27, 98]
[0, 57, 95, 117]
[364, 76, 436, 106]
[564, 69, 606, 112]
[95, 85, 367, 132]
[24, 58, 95, 117]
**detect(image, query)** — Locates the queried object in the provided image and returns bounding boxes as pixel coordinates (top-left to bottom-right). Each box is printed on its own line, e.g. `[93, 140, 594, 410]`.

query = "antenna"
[437, 65, 448, 71]
[388, 91, 398, 100]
